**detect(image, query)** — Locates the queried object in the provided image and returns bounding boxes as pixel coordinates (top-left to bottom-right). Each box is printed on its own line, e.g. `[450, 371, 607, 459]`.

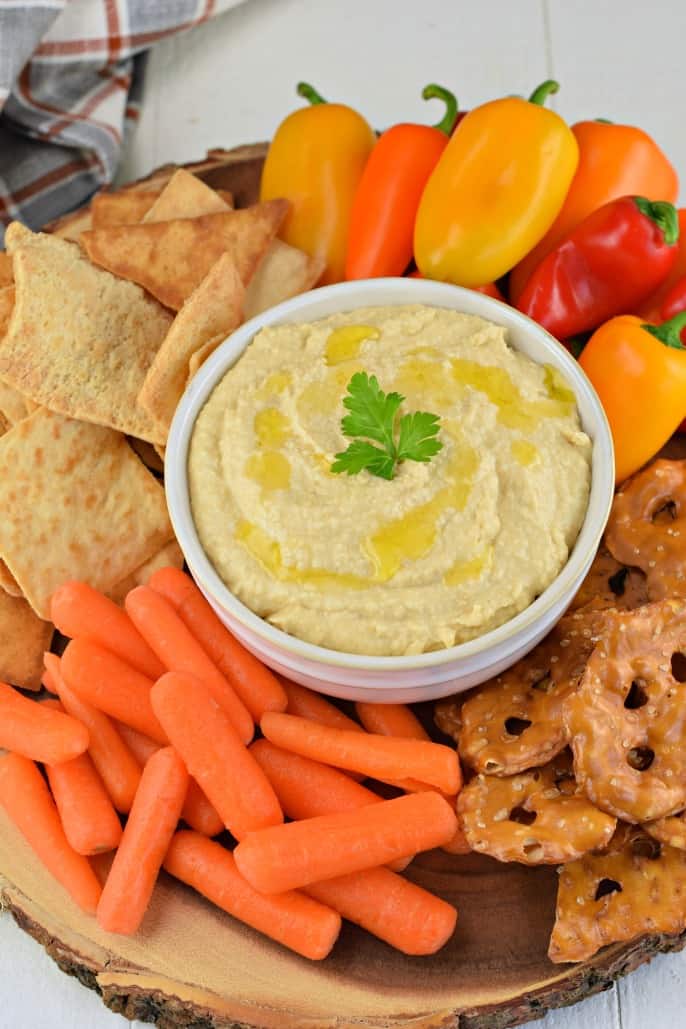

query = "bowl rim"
[165, 277, 615, 672]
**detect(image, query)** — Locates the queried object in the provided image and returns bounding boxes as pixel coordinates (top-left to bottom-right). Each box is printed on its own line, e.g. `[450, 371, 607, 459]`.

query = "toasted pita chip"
[51, 206, 93, 241]
[244, 240, 324, 319]
[0, 252, 12, 288]
[1, 225, 172, 443]
[0, 381, 30, 426]
[0, 409, 173, 619]
[186, 331, 228, 380]
[91, 190, 163, 229]
[0, 591, 53, 690]
[0, 561, 22, 597]
[107, 540, 184, 604]
[142, 170, 232, 222]
[0, 285, 14, 336]
[80, 199, 288, 311]
[138, 253, 244, 438]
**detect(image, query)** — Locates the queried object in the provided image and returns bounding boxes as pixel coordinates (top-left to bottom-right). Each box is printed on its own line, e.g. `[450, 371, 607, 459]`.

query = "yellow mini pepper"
[260, 83, 376, 285]
[414, 81, 579, 286]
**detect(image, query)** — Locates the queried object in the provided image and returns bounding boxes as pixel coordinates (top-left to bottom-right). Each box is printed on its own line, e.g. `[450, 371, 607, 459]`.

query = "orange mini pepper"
[345, 85, 458, 280]
[260, 83, 375, 285]
[414, 81, 579, 286]
[580, 313, 686, 483]
[510, 120, 679, 302]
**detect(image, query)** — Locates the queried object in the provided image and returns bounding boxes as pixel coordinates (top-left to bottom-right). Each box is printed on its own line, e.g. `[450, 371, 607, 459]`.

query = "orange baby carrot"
[234, 791, 457, 894]
[44, 654, 142, 814]
[61, 638, 167, 744]
[261, 712, 461, 795]
[0, 681, 89, 764]
[97, 746, 188, 935]
[250, 739, 411, 872]
[125, 586, 253, 744]
[42, 700, 122, 856]
[282, 679, 363, 732]
[115, 722, 223, 838]
[355, 702, 430, 740]
[50, 581, 165, 680]
[151, 672, 282, 840]
[0, 752, 102, 913]
[306, 866, 457, 955]
[149, 567, 287, 721]
[164, 831, 341, 961]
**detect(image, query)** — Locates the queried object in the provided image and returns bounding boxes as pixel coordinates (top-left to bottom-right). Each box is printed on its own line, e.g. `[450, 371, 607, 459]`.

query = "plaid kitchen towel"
[0, 0, 246, 247]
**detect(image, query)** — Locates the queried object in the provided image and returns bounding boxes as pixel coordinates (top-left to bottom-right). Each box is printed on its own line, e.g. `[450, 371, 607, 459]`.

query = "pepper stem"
[595, 117, 613, 124]
[421, 84, 459, 134]
[528, 80, 560, 106]
[297, 82, 327, 106]
[634, 197, 680, 246]
[642, 312, 686, 350]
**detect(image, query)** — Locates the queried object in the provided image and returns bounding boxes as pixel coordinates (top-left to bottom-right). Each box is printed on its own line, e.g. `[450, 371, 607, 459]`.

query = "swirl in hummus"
[188, 305, 592, 656]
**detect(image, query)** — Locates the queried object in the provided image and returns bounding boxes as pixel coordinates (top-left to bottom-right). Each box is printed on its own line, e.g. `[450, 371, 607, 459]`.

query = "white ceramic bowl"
[166, 278, 614, 703]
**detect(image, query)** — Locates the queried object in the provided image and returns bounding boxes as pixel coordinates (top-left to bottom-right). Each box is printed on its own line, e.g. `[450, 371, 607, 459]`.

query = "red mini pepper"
[517, 196, 680, 338]
[345, 85, 458, 279]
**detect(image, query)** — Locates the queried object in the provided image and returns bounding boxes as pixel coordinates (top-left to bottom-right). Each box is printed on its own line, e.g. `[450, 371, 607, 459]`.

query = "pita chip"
[0, 224, 173, 443]
[138, 252, 244, 437]
[80, 199, 288, 311]
[244, 240, 325, 320]
[91, 189, 163, 229]
[0, 382, 31, 426]
[51, 206, 93, 241]
[0, 590, 53, 690]
[0, 251, 12, 288]
[142, 170, 233, 222]
[0, 408, 173, 619]
[0, 285, 14, 336]
[108, 539, 184, 604]
[186, 331, 228, 381]
[0, 561, 22, 597]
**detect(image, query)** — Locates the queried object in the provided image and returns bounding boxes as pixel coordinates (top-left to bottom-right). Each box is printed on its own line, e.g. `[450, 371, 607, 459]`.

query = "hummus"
[189, 305, 592, 656]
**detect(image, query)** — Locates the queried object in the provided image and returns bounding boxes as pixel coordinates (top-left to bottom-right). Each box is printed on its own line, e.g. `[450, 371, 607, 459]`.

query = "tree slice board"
[3, 144, 686, 1029]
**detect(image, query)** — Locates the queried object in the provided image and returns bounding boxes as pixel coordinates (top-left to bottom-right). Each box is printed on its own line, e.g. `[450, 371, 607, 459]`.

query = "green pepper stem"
[642, 312, 686, 350]
[296, 82, 327, 106]
[634, 197, 680, 246]
[528, 80, 560, 106]
[421, 84, 459, 134]
[595, 117, 613, 124]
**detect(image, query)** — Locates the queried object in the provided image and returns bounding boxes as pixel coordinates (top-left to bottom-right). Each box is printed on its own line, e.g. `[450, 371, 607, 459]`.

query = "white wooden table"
[3, 0, 686, 1025]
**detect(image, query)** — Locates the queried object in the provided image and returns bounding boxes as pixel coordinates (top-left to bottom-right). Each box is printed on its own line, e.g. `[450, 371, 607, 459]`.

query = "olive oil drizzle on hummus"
[325, 325, 381, 366]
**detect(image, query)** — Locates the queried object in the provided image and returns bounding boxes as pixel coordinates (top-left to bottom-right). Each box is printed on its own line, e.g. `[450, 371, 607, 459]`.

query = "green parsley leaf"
[331, 371, 442, 480]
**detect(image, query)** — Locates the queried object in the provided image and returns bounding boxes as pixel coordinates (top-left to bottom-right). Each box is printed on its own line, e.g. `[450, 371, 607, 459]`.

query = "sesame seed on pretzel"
[570, 544, 648, 614]
[565, 599, 686, 823]
[606, 459, 686, 601]
[435, 608, 615, 777]
[458, 750, 616, 865]
[549, 825, 686, 963]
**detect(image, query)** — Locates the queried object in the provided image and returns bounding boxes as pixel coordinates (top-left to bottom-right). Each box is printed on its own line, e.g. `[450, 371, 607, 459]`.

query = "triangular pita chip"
[0, 561, 22, 597]
[0, 251, 12, 288]
[1, 225, 173, 443]
[0, 408, 173, 619]
[0, 285, 14, 336]
[186, 332, 227, 380]
[91, 189, 163, 229]
[142, 170, 232, 222]
[0, 590, 53, 690]
[51, 206, 92, 241]
[138, 252, 244, 438]
[80, 199, 288, 311]
[244, 240, 324, 320]
[107, 540, 184, 604]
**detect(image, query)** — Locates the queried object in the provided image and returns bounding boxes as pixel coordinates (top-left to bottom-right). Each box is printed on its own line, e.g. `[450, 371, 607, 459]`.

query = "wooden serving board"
[2, 145, 686, 1029]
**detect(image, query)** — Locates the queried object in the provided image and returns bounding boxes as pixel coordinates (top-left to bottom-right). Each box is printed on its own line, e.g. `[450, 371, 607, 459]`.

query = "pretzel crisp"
[549, 825, 686, 963]
[644, 809, 686, 851]
[606, 459, 686, 601]
[565, 599, 686, 823]
[435, 609, 614, 776]
[458, 751, 616, 865]
[570, 544, 648, 614]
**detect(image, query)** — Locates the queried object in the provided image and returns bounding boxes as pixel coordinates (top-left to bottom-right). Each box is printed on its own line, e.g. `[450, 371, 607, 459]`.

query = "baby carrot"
[0, 681, 89, 764]
[115, 722, 223, 838]
[234, 791, 457, 894]
[44, 653, 142, 813]
[164, 831, 341, 961]
[50, 581, 165, 680]
[42, 700, 122, 856]
[442, 824, 472, 855]
[97, 746, 188, 935]
[151, 672, 282, 840]
[355, 702, 430, 741]
[61, 638, 167, 743]
[125, 586, 253, 744]
[261, 712, 461, 795]
[282, 679, 363, 732]
[149, 567, 287, 720]
[0, 752, 102, 913]
[306, 866, 457, 955]
[250, 740, 411, 872]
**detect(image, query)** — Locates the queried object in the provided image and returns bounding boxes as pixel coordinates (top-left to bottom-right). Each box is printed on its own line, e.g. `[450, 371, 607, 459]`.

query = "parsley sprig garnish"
[331, 372, 442, 481]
